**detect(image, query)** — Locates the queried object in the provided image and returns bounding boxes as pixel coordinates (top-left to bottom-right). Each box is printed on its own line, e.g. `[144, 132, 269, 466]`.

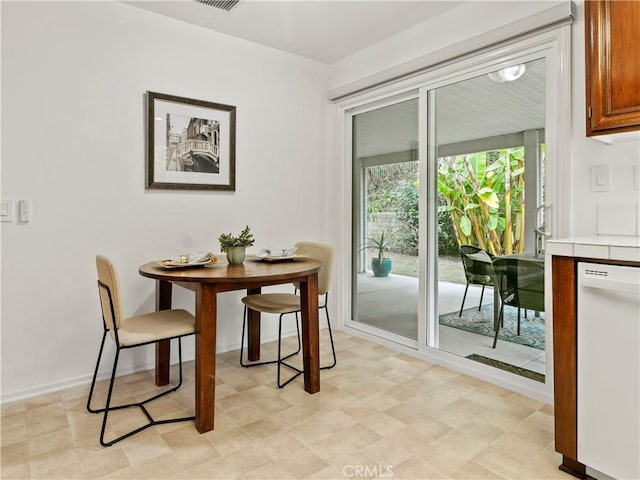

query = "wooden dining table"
[139, 256, 323, 433]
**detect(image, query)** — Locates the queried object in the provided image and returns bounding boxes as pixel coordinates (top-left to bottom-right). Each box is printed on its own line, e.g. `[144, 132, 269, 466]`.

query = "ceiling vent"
[194, 0, 240, 12]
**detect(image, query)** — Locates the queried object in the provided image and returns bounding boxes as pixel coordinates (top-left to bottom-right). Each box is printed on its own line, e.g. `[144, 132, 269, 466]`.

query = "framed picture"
[146, 91, 236, 191]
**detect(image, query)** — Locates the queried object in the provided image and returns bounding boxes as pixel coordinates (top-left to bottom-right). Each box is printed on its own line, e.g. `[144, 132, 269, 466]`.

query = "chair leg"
[240, 306, 279, 368]
[87, 330, 109, 415]
[478, 285, 485, 311]
[517, 308, 521, 336]
[320, 305, 337, 370]
[459, 283, 470, 316]
[87, 337, 194, 447]
[493, 304, 504, 348]
[277, 313, 303, 388]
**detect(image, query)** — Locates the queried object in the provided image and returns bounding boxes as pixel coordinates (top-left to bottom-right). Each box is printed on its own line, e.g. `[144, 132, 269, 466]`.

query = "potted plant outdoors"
[360, 231, 393, 277]
[218, 225, 255, 265]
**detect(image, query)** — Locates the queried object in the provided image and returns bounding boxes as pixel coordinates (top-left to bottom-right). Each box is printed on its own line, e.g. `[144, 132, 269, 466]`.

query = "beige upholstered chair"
[87, 255, 196, 447]
[239, 241, 337, 387]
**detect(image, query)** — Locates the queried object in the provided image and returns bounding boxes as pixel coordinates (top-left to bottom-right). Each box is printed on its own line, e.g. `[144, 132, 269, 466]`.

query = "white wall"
[329, 0, 639, 237]
[0, 1, 330, 402]
[568, 1, 640, 235]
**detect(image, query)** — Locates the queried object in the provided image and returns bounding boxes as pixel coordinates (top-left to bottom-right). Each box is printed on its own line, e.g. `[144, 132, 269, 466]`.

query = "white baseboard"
[0, 324, 324, 405]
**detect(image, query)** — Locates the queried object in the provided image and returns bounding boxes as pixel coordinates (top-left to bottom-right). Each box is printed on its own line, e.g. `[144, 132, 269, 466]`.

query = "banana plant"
[438, 147, 526, 255]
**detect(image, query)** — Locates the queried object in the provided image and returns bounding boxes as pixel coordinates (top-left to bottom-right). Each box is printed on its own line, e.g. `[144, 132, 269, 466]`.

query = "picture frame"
[146, 91, 236, 191]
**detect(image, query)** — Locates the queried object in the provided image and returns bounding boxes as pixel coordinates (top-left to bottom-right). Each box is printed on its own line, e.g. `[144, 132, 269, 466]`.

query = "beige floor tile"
[36, 461, 84, 480]
[75, 446, 128, 479]
[250, 446, 328, 479]
[514, 447, 571, 479]
[241, 416, 286, 440]
[287, 417, 340, 446]
[29, 446, 80, 479]
[25, 392, 62, 410]
[407, 416, 453, 441]
[451, 459, 506, 479]
[308, 451, 381, 479]
[130, 451, 188, 479]
[4, 331, 569, 480]
[171, 441, 221, 470]
[1, 412, 27, 447]
[473, 444, 530, 478]
[27, 426, 74, 457]
[120, 428, 173, 465]
[257, 430, 307, 461]
[1, 401, 26, 417]
[205, 425, 255, 456]
[185, 444, 272, 479]
[490, 432, 546, 467]
[1, 461, 31, 480]
[361, 436, 414, 467]
[1, 440, 29, 471]
[92, 466, 137, 479]
[391, 455, 448, 479]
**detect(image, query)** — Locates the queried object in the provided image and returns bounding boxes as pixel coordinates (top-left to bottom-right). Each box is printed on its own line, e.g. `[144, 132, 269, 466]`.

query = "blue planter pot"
[371, 258, 392, 277]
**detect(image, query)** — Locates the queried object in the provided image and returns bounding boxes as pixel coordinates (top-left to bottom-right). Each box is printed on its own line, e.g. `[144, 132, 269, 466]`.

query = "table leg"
[155, 280, 172, 386]
[246, 287, 261, 361]
[299, 273, 320, 394]
[195, 283, 217, 433]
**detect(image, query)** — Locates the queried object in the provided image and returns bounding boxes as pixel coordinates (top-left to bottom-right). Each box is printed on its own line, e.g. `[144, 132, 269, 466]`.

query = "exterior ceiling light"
[488, 64, 526, 83]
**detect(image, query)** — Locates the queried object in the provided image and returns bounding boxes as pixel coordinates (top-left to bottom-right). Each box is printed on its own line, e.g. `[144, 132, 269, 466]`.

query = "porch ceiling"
[355, 58, 546, 159]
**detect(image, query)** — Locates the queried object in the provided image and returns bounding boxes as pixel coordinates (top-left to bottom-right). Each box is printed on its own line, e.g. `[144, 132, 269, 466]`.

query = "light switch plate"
[591, 165, 609, 192]
[1, 198, 14, 222]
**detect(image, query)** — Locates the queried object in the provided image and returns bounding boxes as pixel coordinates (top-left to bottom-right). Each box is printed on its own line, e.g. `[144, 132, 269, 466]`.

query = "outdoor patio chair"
[239, 241, 337, 388]
[458, 245, 495, 316]
[491, 257, 545, 348]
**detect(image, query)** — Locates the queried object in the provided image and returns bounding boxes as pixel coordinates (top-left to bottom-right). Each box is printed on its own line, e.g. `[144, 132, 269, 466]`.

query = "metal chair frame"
[240, 291, 337, 388]
[491, 258, 544, 348]
[86, 280, 195, 447]
[458, 245, 495, 316]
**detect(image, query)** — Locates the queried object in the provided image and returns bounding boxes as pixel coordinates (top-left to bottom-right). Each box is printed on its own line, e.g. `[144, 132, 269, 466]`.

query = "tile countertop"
[546, 235, 640, 263]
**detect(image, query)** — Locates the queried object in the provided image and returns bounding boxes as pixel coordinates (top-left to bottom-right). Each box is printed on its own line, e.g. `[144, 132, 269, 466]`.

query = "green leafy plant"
[360, 231, 392, 262]
[218, 225, 255, 252]
[437, 147, 527, 256]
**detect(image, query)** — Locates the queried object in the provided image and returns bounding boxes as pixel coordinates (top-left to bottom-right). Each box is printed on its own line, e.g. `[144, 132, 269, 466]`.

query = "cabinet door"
[586, 0, 640, 136]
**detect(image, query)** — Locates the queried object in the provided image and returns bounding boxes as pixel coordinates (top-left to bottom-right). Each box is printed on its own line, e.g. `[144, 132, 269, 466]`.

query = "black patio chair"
[458, 245, 495, 316]
[491, 257, 545, 348]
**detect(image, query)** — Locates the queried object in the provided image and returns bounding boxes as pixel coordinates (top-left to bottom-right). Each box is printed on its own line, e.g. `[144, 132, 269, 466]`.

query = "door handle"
[534, 204, 552, 237]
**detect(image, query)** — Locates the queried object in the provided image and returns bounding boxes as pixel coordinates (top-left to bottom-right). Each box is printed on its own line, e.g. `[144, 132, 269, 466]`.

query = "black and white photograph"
[146, 92, 236, 190]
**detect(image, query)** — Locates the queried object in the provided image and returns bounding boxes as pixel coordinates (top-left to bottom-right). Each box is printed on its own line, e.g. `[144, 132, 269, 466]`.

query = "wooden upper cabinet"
[585, 0, 640, 136]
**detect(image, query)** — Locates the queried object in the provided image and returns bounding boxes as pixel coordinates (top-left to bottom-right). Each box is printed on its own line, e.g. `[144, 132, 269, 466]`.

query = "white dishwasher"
[577, 262, 640, 480]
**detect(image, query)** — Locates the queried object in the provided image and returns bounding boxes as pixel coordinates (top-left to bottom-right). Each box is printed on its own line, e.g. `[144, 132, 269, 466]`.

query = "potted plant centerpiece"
[218, 225, 255, 264]
[360, 231, 393, 277]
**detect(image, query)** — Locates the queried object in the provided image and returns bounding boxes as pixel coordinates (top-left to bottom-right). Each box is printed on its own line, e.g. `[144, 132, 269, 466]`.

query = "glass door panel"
[431, 58, 547, 380]
[352, 98, 419, 340]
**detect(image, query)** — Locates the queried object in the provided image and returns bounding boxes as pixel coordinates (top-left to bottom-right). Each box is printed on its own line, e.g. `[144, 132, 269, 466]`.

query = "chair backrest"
[492, 257, 545, 312]
[459, 245, 494, 283]
[95, 255, 124, 332]
[295, 241, 333, 295]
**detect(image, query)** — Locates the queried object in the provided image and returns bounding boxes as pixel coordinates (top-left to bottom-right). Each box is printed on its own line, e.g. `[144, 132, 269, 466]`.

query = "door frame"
[330, 25, 571, 403]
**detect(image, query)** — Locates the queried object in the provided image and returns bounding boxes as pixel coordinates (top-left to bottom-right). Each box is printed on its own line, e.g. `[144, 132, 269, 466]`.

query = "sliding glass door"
[351, 98, 419, 343]
[431, 58, 547, 380]
[349, 56, 550, 382]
